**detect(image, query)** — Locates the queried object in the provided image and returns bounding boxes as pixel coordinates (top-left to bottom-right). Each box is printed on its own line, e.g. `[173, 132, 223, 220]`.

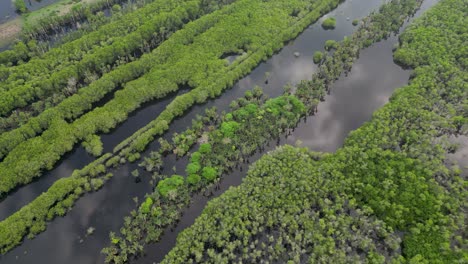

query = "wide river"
[0, 0, 440, 263]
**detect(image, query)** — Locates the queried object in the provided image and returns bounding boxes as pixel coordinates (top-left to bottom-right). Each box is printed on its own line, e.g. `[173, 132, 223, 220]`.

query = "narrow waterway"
[0, 0, 439, 263]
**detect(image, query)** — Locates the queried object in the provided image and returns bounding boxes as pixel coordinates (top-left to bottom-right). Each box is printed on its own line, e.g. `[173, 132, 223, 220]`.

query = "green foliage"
[0, 0, 343, 198]
[4, 0, 450, 259]
[82, 134, 103, 157]
[131, 169, 139, 178]
[186, 174, 201, 185]
[100, 1, 433, 260]
[199, 143, 212, 154]
[13, 0, 27, 13]
[103, 88, 307, 260]
[139, 197, 153, 214]
[139, 151, 163, 172]
[321, 17, 336, 29]
[324, 39, 338, 50]
[201, 167, 217, 181]
[186, 162, 201, 175]
[220, 121, 239, 138]
[191, 151, 202, 163]
[352, 19, 359, 26]
[313, 51, 323, 64]
[163, 5, 468, 252]
[162, 146, 401, 263]
[157, 175, 185, 198]
[162, 0, 467, 262]
[171, 111, 217, 157]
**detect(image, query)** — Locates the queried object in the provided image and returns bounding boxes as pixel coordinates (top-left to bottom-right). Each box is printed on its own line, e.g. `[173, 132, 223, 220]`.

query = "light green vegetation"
[0, 0, 343, 254]
[324, 39, 338, 50]
[163, 0, 468, 261]
[82, 134, 103, 157]
[0, 0, 216, 117]
[164, 146, 403, 263]
[313, 50, 323, 63]
[103, 0, 436, 262]
[0, 0, 342, 199]
[0, 0, 238, 195]
[321, 16, 336, 29]
[102, 90, 306, 263]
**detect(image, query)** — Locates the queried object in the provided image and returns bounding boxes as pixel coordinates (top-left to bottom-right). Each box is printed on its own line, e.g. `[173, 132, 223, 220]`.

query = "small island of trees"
[321, 17, 336, 29]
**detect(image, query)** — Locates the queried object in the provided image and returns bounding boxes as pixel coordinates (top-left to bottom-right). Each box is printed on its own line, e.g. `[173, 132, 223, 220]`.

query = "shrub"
[139, 197, 153, 214]
[187, 174, 201, 185]
[322, 17, 336, 29]
[313, 51, 324, 64]
[157, 175, 184, 198]
[202, 167, 217, 181]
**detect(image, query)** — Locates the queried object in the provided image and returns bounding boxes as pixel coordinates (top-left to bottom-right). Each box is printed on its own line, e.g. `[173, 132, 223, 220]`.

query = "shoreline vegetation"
[162, 0, 467, 262]
[100, 0, 434, 262]
[0, 0, 345, 254]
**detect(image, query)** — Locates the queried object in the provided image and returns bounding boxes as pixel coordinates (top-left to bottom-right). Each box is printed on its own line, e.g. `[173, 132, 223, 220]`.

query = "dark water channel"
[0, 0, 439, 263]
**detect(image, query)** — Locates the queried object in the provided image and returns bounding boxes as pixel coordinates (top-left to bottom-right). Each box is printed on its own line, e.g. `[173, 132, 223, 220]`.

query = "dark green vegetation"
[0, 0, 345, 254]
[101, 0, 437, 262]
[162, 0, 468, 262]
[0, 0, 464, 262]
[321, 16, 336, 29]
[0, 0, 222, 119]
[0, 0, 344, 197]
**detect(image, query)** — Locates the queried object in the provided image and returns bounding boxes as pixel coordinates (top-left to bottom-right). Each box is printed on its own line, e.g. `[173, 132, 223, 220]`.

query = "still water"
[0, 0, 439, 263]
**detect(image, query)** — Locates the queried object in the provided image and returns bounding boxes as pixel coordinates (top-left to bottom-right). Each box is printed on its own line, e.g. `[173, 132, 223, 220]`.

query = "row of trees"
[0, 0, 341, 253]
[163, 146, 403, 263]
[0, 0, 144, 65]
[102, 89, 306, 263]
[0, 0, 238, 159]
[0, 0, 215, 117]
[0, 152, 113, 254]
[101, 0, 436, 258]
[162, 0, 467, 262]
[0, 0, 340, 198]
[0, 0, 436, 257]
[0, 0, 211, 134]
[296, 0, 425, 114]
[113, 0, 343, 159]
[0, 0, 184, 133]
